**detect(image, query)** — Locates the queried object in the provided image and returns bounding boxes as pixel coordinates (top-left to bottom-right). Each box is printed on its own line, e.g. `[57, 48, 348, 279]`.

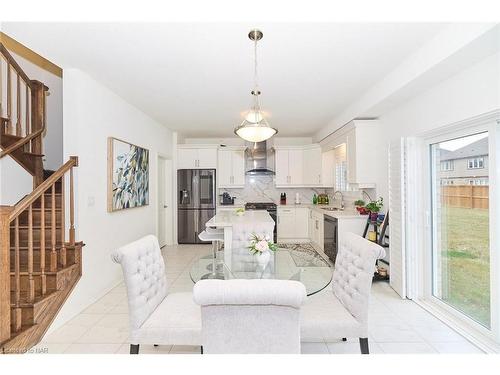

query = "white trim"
[414, 112, 500, 350]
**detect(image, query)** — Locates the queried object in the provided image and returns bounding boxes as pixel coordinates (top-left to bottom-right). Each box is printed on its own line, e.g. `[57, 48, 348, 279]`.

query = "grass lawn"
[438, 206, 490, 327]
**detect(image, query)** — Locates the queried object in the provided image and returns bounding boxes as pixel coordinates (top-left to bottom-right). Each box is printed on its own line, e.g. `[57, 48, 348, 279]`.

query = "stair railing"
[0, 156, 78, 345]
[0, 43, 47, 186]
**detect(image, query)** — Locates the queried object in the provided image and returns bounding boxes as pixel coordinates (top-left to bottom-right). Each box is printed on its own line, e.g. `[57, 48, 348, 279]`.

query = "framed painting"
[107, 137, 150, 212]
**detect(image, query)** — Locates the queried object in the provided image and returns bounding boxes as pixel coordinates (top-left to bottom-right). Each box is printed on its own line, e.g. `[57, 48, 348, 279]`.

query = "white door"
[288, 149, 304, 185]
[177, 148, 197, 169]
[158, 157, 173, 247]
[217, 150, 232, 187]
[231, 150, 246, 186]
[275, 150, 289, 186]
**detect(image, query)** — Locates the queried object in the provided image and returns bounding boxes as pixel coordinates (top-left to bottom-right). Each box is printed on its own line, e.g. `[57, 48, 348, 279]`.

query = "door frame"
[414, 111, 500, 351]
[156, 152, 174, 247]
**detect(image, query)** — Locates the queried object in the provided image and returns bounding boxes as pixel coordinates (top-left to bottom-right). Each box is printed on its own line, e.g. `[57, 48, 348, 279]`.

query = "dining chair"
[300, 232, 386, 354]
[111, 235, 201, 354]
[193, 279, 307, 354]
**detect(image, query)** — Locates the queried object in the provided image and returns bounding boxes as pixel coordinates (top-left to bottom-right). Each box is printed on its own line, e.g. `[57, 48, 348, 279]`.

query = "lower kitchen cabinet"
[310, 210, 324, 250]
[277, 207, 309, 242]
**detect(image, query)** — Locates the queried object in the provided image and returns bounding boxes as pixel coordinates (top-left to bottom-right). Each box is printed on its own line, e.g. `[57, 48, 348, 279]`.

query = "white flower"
[255, 240, 269, 253]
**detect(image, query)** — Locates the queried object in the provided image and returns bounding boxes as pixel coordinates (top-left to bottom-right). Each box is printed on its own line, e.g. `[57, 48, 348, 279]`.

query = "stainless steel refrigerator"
[177, 169, 216, 244]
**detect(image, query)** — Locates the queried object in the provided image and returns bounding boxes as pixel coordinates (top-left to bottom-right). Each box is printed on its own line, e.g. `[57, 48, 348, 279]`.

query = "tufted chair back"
[193, 279, 306, 354]
[332, 232, 386, 327]
[111, 235, 168, 330]
[231, 222, 275, 256]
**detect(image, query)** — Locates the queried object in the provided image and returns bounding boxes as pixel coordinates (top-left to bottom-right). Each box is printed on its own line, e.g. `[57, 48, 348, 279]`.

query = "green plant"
[365, 197, 384, 213]
[354, 199, 365, 207]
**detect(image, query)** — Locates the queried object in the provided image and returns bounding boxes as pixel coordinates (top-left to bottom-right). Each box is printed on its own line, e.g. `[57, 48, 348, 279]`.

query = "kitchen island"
[205, 210, 275, 262]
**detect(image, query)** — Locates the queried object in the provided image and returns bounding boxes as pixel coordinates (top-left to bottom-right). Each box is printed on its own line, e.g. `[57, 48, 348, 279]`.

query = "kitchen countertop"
[206, 210, 274, 228]
[277, 203, 366, 219]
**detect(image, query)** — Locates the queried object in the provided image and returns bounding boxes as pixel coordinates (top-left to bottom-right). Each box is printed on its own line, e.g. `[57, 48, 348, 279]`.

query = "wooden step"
[9, 246, 78, 271]
[10, 290, 60, 329]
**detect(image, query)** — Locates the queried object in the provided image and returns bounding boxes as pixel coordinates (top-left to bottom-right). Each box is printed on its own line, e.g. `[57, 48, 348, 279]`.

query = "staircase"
[0, 42, 83, 353]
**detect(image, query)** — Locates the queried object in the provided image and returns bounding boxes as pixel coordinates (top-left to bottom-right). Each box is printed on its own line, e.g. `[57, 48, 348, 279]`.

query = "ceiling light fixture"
[234, 29, 277, 143]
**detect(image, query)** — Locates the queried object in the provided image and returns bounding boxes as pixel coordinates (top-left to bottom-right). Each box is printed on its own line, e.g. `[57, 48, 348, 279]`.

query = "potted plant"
[354, 199, 366, 214]
[365, 197, 384, 221]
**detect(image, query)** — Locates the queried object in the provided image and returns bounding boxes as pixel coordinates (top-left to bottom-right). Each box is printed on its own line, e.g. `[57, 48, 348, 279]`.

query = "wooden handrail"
[8, 156, 78, 220]
[0, 127, 44, 159]
[0, 44, 34, 90]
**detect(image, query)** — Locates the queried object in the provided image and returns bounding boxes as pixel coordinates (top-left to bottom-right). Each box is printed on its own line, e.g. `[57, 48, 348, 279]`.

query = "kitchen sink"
[321, 207, 343, 211]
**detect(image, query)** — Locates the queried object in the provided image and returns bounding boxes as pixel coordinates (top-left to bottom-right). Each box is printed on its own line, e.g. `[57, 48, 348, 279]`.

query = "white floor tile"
[169, 345, 202, 354]
[301, 342, 329, 354]
[430, 342, 485, 353]
[378, 342, 438, 354]
[327, 341, 383, 354]
[66, 313, 105, 327]
[64, 343, 122, 354]
[42, 325, 89, 343]
[75, 326, 129, 344]
[369, 323, 424, 343]
[28, 342, 72, 354]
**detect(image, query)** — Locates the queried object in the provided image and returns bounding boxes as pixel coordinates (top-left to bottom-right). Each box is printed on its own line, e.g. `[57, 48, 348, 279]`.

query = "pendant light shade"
[234, 29, 277, 142]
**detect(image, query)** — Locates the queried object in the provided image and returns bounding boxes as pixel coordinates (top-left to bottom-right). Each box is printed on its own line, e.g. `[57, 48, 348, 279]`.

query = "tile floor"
[32, 244, 484, 354]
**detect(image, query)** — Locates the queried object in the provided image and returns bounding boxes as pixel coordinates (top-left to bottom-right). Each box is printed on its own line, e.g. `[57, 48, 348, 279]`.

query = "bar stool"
[198, 229, 224, 278]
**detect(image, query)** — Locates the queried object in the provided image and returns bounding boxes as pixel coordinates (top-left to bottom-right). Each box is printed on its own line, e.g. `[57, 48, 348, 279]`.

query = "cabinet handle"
[316, 220, 319, 230]
[319, 174, 321, 184]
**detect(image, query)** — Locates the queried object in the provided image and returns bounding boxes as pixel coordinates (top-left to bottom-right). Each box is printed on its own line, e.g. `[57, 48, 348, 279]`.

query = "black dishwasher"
[323, 216, 338, 264]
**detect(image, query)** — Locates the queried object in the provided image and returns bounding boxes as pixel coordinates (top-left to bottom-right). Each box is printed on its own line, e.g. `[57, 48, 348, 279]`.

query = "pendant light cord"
[253, 36, 261, 111]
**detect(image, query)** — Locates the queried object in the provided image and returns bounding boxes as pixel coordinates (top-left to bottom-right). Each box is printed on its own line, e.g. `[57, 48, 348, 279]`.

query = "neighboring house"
[438, 137, 489, 186]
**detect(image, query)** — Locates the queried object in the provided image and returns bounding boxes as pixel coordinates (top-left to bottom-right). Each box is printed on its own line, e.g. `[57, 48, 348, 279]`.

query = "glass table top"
[189, 248, 333, 296]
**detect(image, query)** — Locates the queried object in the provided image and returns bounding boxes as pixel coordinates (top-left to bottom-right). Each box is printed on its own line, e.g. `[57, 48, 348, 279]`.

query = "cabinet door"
[177, 148, 197, 169]
[288, 149, 303, 185]
[231, 150, 246, 186]
[217, 150, 232, 187]
[346, 129, 357, 184]
[303, 148, 322, 186]
[198, 148, 217, 169]
[321, 150, 335, 187]
[277, 208, 295, 239]
[275, 150, 289, 186]
[294, 208, 309, 238]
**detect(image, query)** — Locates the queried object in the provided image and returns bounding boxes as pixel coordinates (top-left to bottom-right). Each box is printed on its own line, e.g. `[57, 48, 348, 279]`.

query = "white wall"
[9, 51, 64, 171]
[0, 157, 32, 205]
[376, 52, 500, 203]
[49, 69, 173, 331]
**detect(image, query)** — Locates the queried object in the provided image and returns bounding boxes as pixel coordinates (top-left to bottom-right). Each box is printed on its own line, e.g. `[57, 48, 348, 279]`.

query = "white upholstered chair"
[193, 279, 306, 354]
[301, 232, 386, 354]
[111, 235, 201, 354]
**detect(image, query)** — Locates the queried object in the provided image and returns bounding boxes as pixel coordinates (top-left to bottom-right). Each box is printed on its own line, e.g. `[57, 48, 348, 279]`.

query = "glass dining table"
[189, 248, 333, 296]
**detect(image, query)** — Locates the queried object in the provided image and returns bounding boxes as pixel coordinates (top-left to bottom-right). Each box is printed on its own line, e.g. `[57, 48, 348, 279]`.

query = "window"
[441, 160, 454, 171]
[468, 157, 484, 169]
[430, 132, 490, 328]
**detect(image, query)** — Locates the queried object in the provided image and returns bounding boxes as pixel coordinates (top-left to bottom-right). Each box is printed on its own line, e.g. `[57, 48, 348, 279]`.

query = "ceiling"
[3, 22, 447, 137]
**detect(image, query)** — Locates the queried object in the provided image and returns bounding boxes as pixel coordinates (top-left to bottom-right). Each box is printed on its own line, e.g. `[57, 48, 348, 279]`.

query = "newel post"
[0, 206, 13, 345]
[30, 80, 48, 187]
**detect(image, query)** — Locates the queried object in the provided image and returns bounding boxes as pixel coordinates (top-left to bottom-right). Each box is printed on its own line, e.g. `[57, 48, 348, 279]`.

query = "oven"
[324, 216, 338, 264]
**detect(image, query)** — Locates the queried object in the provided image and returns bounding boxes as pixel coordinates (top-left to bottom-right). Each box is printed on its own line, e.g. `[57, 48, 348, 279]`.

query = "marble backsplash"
[219, 175, 364, 208]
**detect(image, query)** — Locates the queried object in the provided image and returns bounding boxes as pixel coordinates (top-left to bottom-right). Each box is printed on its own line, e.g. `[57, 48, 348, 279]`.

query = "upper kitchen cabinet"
[274, 147, 304, 186]
[217, 147, 246, 188]
[345, 120, 381, 188]
[275, 145, 328, 187]
[177, 145, 218, 169]
[321, 149, 335, 188]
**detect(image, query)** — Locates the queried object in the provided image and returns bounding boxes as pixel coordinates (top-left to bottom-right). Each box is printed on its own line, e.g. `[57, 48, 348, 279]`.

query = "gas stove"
[244, 202, 277, 210]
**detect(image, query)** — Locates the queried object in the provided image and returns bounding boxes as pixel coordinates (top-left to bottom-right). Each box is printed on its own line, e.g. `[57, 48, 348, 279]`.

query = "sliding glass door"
[429, 131, 491, 328]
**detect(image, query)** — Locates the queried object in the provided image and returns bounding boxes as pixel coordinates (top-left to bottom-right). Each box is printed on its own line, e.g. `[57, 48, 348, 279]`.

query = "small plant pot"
[370, 212, 378, 222]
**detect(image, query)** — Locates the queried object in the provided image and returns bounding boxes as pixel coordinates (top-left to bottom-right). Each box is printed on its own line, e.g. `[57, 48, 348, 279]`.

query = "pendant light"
[234, 29, 277, 142]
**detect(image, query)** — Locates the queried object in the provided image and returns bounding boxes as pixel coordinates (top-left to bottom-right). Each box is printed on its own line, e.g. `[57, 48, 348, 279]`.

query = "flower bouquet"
[248, 234, 277, 266]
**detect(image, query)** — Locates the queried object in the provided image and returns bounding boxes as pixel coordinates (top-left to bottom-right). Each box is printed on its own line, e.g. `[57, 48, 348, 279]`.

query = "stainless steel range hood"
[245, 141, 275, 175]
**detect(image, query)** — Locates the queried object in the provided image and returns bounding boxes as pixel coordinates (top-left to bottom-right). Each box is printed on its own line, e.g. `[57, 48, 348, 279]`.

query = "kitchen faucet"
[333, 190, 344, 210]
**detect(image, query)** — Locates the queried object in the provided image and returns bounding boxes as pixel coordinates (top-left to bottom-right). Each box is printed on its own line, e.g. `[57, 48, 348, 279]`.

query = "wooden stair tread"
[10, 225, 63, 229]
[22, 151, 44, 157]
[10, 289, 59, 307]
[10, 263, 78, 277]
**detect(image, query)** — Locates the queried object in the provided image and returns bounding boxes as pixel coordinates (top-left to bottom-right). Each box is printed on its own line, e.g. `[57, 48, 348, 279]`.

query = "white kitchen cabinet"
[310, 210, 324, 250]
[345, 120, 381, 188]
[321, 149, 335, 188]
[303, 146, 322, 186]
[177, 145, 217, 169]
[217, 148, 246, 188]
[275, 149, 304, 186]
[277, 207, 309, 242]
